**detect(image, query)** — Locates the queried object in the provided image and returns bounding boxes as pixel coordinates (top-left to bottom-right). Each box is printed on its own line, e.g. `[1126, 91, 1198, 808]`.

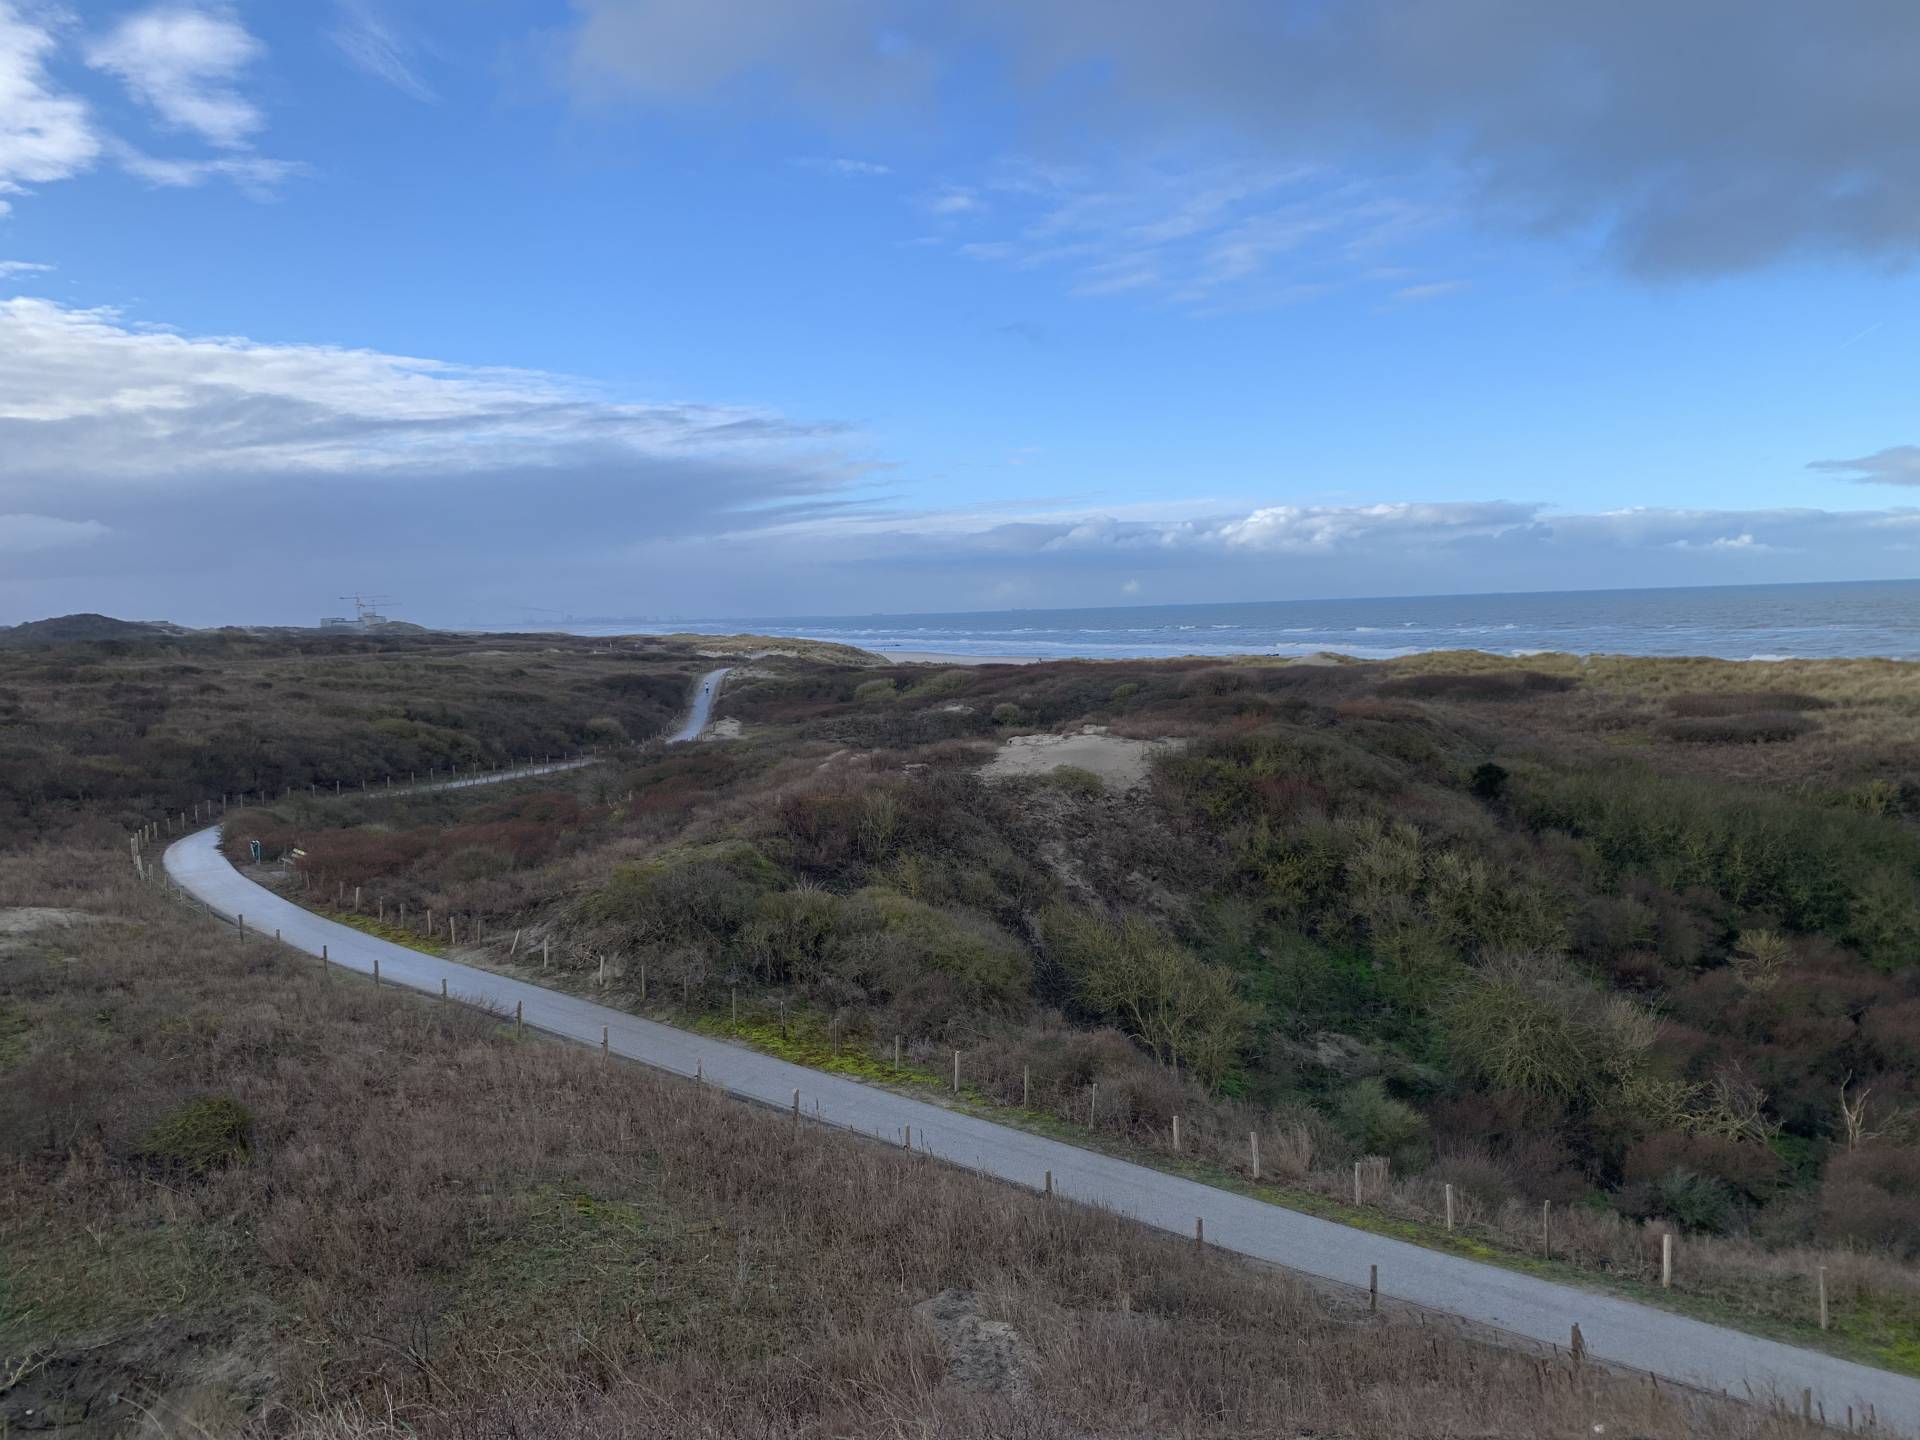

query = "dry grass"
[0, 852, 1831, 1438]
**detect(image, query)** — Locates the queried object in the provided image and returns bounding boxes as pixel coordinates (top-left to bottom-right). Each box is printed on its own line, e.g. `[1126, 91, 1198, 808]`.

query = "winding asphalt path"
[162, 668, 1920, 1433]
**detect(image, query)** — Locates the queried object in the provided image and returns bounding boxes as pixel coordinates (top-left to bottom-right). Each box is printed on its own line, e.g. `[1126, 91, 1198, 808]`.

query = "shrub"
[591, 840, 780, 950]
[1657, 713, 1815, 744]
[853, 679, 896, 703]
[1438, 953, 1659, 1110]
[829, 889, 1031, 1010]
[1044, 765, 1106, 799]
[1377, 671, 1576, 702]
[142, 1094, 252, 1173]
[1469, 762, 1510, 800]
[1665, 690, 1831, 717]
[1651, 1168, 1735, 1234]
[1622, 1130, 1782, 1202]
[1043, 908, 1254, 1090]
[1817, 1146, 1920, 1256]
[991, 702, 1026, 727]
[1334, 1078, 1430, 1170]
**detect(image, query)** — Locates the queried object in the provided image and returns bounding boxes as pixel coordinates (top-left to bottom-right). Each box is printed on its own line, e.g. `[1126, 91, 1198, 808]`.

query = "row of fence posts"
[133, 888, 1904, 1435]
[142, 811, 1850, 1367]
[124, 753, 586, 862]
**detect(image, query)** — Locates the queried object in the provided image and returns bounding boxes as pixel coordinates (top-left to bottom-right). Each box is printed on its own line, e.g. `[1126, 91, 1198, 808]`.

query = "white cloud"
[0, 512, 109, 552]
[114, 145, 303, 195]
[938, 157, 1445, 310]
[928, 185, 981, 215]
[1391, 280, 1470, 304]
[0, 296, 859, 486]
[798, 156, 890, 177]
[330, 1, 434, 100]
[0, 2, 102, 210]
[0, 259, 52, 277]
[86, 5, 263, 149]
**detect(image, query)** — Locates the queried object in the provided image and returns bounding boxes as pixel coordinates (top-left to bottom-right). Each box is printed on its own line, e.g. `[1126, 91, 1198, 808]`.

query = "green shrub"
[853, 679, 896, 703]
[1044, 765, 1106, 799]
[1043, 908, 1254, 1090]
[832, 890, 1031, 1009]
[1334, 1078, 1430, 1169]
[591, 840, 780, 949]
[1469, 762, 1509, 800]
[1437, 953, 1659, 1110]
[143, 1095, 252, 1173]
[1513, 765, 1920, 964]
[991, 702, 1026, 727]
[1653, 1167, 1735, 1234]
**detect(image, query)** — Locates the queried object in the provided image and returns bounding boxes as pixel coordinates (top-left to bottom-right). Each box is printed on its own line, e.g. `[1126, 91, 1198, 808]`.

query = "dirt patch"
[0, 908, 98, 957]
[1, 1324, 269, 1436]
[700, 718, 743, 742]
[910, 1290, 1034, 1398]
[980, 725, 1182, 791]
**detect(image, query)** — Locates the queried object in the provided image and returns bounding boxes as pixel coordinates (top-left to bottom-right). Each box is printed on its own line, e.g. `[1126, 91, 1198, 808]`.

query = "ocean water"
[566, 580, 1920, 661]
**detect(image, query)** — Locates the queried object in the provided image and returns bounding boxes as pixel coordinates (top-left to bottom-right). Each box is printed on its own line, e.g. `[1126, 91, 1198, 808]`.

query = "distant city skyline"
[3, 1, 1919, 627]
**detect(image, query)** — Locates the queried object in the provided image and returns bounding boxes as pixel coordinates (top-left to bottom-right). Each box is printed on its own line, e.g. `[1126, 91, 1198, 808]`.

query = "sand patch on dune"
[980, 725, 1181, 791]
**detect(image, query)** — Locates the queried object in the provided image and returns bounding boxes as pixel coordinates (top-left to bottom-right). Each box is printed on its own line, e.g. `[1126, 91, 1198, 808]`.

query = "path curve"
[163, 668, 1920, 1433]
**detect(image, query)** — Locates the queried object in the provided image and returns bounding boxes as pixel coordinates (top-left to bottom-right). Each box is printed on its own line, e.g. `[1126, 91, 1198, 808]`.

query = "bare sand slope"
[980, 725, 1184, 790]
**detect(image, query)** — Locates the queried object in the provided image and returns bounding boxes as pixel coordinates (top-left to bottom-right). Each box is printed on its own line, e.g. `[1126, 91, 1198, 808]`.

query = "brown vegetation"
[1, 853, 1821, 1438]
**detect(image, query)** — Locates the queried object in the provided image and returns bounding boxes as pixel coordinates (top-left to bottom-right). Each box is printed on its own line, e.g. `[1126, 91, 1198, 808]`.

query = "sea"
[554, 579, 1920, 662]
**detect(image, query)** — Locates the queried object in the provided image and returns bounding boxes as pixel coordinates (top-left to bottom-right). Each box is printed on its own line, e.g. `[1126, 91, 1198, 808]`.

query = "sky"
[2, 0, 1918, 628]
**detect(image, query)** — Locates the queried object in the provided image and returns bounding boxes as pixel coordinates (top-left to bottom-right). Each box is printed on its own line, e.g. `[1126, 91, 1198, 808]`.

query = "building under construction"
[321, 595, 397, 628]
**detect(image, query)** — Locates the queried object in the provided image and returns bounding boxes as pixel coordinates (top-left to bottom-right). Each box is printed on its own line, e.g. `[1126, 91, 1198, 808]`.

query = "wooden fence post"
[373, 957, 381, 987]
[1353, 1160, 1362, 1206]
[441, 977, 448, 1004]
[1172, 1115, 1181, 1153]
[1369, 1264, 1378, 1313]
[1444, 1183, 1455, 1232]
[542, 937, 550, 970]
[1542, 1200, 1551, 1258]
[1661, 1233, 1672, 1288]
[1195, 1217, 1205, 1247]
[1044, 1169, 1052, 1197]
[603, 1025, 610, 1058]
[322, 944, 328, 976]
[1250, 1130, 1261, 1180]
[792, 1088, 800, 1119]
[893, 1035, 901, 1072]
[952, 1050, 960, 1093]
[1818, 1266, 1829, 1330]
[516, 1000, 523, 1035]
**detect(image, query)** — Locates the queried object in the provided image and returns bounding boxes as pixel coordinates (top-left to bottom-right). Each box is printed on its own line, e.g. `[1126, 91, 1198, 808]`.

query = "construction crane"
[338, 594, 397, 625]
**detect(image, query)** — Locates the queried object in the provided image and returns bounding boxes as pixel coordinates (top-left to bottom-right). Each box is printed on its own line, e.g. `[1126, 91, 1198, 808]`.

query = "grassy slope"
[0, 854, 1815, 1438]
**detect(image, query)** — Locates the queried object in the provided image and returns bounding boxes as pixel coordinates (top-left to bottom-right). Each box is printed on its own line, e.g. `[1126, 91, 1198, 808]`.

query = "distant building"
[320, 616, 354, 629]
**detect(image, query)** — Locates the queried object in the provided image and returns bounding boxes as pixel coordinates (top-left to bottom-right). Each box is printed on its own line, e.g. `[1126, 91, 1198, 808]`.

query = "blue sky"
[2, 0, 1918, 626]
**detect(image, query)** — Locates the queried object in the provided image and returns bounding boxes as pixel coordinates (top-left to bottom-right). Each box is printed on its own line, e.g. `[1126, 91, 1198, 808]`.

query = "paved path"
[162, 671, 1920, 1433]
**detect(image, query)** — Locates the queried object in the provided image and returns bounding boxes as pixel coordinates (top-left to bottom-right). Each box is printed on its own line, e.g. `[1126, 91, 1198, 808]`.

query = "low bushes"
[1376, 670, 1578, 701]
[1658, 713, 1817, 744]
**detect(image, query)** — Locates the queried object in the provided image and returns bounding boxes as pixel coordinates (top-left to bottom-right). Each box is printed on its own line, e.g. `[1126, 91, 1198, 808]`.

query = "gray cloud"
[1809, 446, 1920, 487]
[562, 0, 1920, 277]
